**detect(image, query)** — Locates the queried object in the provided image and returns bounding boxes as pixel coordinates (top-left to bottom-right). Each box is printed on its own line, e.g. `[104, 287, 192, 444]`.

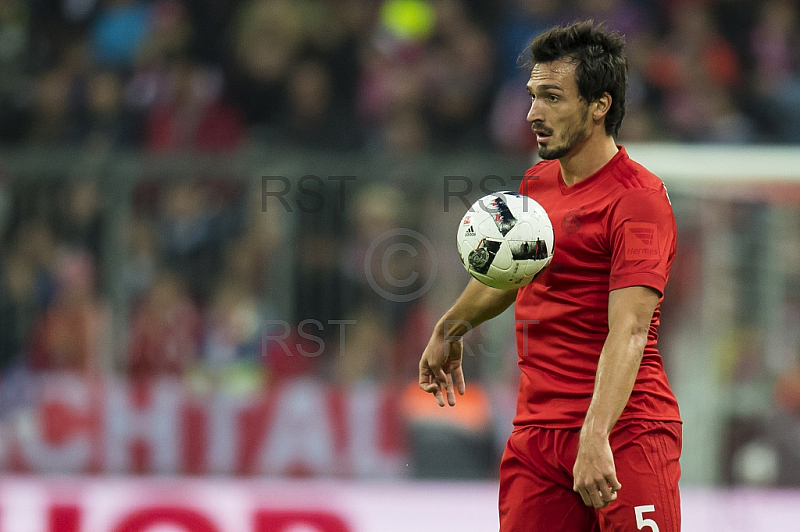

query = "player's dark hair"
[524, 20, 628, 137]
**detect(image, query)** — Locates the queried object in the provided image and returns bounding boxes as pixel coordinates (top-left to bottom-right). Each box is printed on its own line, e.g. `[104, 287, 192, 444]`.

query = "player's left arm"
[572, 284, 660, 509]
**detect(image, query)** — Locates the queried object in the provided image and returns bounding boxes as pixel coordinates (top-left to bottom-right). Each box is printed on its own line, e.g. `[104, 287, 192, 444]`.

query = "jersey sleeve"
[608, 185, 676, 296]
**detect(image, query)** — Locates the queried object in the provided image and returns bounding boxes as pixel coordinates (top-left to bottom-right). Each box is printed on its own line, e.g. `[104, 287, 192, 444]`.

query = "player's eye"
[547, 94, 559, 102]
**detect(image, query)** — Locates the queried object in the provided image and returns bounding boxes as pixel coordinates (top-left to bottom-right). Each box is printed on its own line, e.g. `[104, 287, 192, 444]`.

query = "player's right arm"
[419, 279, 518, 406]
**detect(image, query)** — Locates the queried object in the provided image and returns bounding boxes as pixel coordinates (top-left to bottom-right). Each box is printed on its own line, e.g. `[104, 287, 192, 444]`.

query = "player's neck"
[559, 134, 619, 187]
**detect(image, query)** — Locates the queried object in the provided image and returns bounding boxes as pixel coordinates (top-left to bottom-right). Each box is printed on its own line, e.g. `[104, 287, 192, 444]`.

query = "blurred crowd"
[1, 0, 800, 482]
[0, 173, 442, 387]
[0, 0, 798, 155]
[1, 0, 799, 380]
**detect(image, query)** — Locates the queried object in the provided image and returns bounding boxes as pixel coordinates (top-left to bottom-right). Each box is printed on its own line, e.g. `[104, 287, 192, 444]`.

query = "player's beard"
[537, 106, 590, 160]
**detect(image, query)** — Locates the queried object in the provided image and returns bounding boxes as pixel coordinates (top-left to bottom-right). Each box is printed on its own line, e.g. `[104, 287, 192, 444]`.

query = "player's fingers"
[418, 368, 428, 388]
[587, 487, 606, 509]
[597, 481, 617, 505]
[420, 381, 440, 393]
[419, 372, 444, 400]
[453, 365, 466, 395]
[574, 486, 592, 507]
[435, 367, 448, 387]
[445, 373, 456, 406]
[601, 470, 621, 505]
[433, 385, 446, 407]
[608, 473, 622, 492]
[418, 370, 436, 392]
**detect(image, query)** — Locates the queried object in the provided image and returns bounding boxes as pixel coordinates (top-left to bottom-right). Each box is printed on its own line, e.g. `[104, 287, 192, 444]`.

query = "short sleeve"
[608, 185, 676, 296]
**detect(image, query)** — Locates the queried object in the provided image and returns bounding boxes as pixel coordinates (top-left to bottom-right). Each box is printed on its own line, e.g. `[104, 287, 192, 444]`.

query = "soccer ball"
[457, 192, 554, 290]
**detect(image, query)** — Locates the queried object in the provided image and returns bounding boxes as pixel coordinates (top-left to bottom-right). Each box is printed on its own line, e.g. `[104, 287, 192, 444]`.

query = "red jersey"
[514, 146, 681, 428]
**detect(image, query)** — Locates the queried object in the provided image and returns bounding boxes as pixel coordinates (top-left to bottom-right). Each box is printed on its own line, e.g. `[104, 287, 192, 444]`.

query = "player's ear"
[592, 93, 612, 121]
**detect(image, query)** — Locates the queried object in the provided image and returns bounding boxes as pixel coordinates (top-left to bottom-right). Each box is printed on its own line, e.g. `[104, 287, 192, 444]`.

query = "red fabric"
[127, 299, 201, 377]
[145, 101, 244, 152]
[28, 302, 105, 373]
[514, 146, 681, 427]
[499, 421, 682, 531]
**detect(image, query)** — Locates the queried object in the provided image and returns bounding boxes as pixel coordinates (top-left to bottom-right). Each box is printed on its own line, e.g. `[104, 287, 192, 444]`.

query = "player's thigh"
[499, 430, 599, 532]
[597, 421, 682, 532]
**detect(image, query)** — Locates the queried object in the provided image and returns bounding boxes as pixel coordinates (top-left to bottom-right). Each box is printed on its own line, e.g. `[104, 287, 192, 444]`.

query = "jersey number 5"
[634, 505, 660, 532]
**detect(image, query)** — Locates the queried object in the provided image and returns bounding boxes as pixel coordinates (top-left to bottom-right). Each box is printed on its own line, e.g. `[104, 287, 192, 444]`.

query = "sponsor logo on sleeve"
[624, 222, 660, 260]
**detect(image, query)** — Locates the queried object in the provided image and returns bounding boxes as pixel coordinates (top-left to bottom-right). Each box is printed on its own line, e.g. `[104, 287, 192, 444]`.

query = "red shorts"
[499, 420, 681, 532]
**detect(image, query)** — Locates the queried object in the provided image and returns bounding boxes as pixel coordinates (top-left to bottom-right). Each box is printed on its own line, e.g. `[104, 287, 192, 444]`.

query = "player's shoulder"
[611, 149, 665, 193]
[523, 158, 559, 183]
[606, 148, 674, 214]
[519, 159, 558, 195]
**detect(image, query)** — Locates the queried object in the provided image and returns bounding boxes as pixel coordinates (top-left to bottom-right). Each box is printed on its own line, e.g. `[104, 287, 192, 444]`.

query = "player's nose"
[526, 97, 545, 124]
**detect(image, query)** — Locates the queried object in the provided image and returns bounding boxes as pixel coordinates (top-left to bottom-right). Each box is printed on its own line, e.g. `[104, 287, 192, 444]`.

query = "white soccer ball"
[457, 191, 554, 290]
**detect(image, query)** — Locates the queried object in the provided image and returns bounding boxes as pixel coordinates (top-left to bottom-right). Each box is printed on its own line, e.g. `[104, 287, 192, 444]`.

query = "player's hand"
[418, 330, 465, 407]
[572, 433, 622, 509]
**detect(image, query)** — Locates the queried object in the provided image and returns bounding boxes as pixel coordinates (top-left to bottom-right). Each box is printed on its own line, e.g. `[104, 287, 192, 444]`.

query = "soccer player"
[418, 21, 682, 531]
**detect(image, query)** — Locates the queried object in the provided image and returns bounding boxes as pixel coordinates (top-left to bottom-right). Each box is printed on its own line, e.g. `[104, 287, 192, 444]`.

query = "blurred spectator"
[11, 221, 58, 307]
[236, 188, 285, 296]
[90, 0, 153, 68]
[426, 24, 495, 148]
[202, 281, 264, 368]
[145, 61, 245, 151]
[0, 0, 30, 76]
[122, 216, 159, 303]
[228, 0, 304, 127]
[157, 181, 226, 301]
[26, 68, 76, 145]
[379, 108, 431, 157]
[774, 360, 800, 417]
[127, 270, 201, 378]
[770, 353, 800, 486]
[334, 306, 392, 384]
[28, 249, 108, 373]
[196, 279, 277, 392]
[138, 0, 192, 64]
[282, 59, 360, 149]
[56, 181, 104, 261]
[81, 70, 140, 147]
[749, 0, 800, 141]
[0, 252, 39, 373]
[220, 236, 266, 297]
[0, 0, 32, 143]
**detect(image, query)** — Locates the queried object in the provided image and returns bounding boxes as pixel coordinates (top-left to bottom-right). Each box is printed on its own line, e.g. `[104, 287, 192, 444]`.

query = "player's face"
[526, 60, 591, 160]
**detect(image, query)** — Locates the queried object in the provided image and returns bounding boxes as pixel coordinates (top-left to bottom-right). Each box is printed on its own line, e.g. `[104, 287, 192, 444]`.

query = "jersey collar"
[558, 145, 627, 195]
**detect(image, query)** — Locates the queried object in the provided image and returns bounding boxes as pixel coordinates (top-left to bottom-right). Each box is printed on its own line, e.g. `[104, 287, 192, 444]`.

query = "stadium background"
[1, 0, 799, 530]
